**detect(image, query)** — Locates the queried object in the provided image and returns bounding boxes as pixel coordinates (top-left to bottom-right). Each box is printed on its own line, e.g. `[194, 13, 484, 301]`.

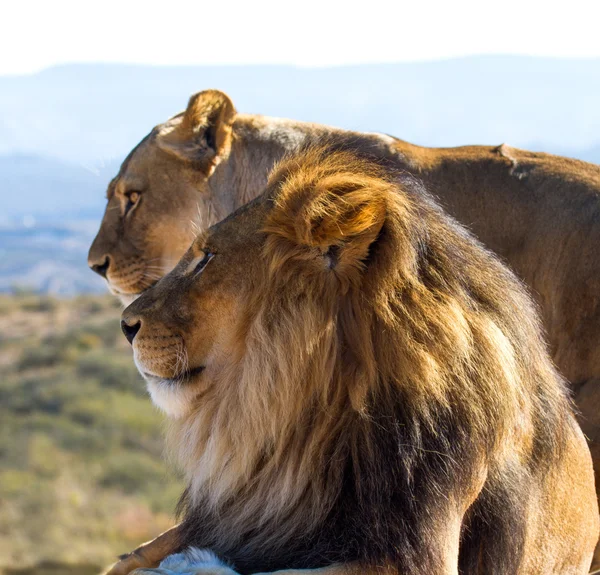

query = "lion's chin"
[145, 377, 198, 419]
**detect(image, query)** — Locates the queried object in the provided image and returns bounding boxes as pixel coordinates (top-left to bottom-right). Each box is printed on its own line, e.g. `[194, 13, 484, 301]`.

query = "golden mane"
[152, 146, 591, 573]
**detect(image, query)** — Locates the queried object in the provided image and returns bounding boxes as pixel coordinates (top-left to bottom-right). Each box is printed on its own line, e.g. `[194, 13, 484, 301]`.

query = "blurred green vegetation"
[0, 294, 182, 572]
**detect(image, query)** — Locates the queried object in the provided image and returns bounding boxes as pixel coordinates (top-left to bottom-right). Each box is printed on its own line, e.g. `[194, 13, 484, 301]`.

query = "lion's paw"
[132, 548, 238, 575]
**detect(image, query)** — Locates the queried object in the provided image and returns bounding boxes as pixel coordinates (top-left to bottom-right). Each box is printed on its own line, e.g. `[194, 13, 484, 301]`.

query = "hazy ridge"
[1, 56, 599, 294]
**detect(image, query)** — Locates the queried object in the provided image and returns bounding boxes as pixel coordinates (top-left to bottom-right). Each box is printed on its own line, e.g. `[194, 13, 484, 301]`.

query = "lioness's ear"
[157, 90, 236, 173]
[265, 158, 388, 277]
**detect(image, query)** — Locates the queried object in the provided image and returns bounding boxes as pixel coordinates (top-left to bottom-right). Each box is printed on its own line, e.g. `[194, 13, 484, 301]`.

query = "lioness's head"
[88, 90, 236, 302]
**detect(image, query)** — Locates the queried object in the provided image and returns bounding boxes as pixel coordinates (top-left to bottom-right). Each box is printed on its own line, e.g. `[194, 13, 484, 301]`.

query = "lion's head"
[119, 145, 596, 574]
[87, 90, 238, 302]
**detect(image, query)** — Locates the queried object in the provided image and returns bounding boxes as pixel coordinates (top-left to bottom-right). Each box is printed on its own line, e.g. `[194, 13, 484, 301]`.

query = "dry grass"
[0, 294, 182, 572]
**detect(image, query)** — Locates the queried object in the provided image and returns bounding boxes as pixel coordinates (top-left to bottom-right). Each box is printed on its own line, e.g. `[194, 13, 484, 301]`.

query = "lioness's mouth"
[143, 366, 205, 384]
[110, 288, 143, 307]
[109, 280, 159, 305]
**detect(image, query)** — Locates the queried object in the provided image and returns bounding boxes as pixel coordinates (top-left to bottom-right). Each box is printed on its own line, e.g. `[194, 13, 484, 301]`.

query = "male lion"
[87, 95, 600, 568]
[116, 145, 598, 575]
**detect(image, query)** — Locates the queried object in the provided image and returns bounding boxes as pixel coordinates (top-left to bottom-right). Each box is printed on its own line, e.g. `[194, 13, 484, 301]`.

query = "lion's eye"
[187, 252, 214, 276]
[124, 191, 140, 215]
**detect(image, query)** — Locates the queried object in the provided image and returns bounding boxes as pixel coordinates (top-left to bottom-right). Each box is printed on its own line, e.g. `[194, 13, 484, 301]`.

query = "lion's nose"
[89, 255, 111, 278]
[121, 318, 142, 344]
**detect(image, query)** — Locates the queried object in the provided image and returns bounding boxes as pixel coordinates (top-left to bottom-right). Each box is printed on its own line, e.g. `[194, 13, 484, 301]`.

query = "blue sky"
[2, 0, 600, 75]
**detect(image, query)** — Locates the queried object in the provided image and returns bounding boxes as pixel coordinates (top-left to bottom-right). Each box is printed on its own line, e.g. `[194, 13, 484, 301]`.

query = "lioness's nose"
[89, 255, 111, 278]
[121, 318, 142, 344]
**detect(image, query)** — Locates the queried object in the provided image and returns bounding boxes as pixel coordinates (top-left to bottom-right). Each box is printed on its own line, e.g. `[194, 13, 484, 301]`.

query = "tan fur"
[90, 91, 600, 568]
[116, 147, 597, 574]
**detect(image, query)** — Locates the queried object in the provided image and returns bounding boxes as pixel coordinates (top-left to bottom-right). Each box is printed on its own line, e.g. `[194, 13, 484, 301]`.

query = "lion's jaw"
[130, 326, 210, 419]
[144, 376, 199, 419]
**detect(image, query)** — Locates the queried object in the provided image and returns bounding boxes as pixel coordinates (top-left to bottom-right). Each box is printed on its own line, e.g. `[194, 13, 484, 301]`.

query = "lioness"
[89, 90, 600, 568]
[118, 144, 598, 574]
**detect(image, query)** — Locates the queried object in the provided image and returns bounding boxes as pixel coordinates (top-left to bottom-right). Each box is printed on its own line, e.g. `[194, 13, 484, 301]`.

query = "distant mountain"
[0, 221, 105, 295]
[0, 155, 115, 295]
[1, 56, 599, 294]
[0, 154, 117, 219]
[0, 56, 599, 165]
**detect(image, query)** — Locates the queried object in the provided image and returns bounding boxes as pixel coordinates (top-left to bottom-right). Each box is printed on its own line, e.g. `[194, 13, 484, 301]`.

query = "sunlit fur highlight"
[145, 146, 600, 574]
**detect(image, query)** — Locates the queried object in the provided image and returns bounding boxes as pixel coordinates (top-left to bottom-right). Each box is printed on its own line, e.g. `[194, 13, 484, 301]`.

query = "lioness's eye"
[124, 191, 140, 215]
[187, 252, 214, 276]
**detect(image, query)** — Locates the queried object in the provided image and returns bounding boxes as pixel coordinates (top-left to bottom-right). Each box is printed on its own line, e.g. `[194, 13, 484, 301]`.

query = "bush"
[17, 343, 61, 371]
[0, 294, 182, 569]
[82, 320, 122, 348]
[19, 296, 59, 313]
[99, 452, 168, 494]
[76, 352, 143, 394]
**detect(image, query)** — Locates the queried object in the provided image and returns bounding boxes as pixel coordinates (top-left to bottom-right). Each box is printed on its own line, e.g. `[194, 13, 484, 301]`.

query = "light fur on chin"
[145, 379, 198, 419]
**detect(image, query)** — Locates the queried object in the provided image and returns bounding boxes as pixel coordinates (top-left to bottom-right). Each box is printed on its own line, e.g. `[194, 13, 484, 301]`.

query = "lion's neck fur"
[168, 163, 569, 567]
[168, 293, 348, 553]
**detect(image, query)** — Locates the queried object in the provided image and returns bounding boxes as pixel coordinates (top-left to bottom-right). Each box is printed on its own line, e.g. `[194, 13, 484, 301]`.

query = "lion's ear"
[266, 165, 388, 275]
[157, 90, 236, 174]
